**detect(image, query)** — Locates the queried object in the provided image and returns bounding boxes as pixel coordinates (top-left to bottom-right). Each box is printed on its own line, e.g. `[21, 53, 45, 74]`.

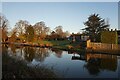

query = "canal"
[1, 44, 120, 78]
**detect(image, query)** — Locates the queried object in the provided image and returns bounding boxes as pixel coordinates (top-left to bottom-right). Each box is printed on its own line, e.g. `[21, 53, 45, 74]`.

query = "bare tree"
[55, 25, 63, 38]
[55, 26, 63, 34]
[0, 13, 9, 30]
[34, 21, 50, 40]
[0, 13, 9, 42]
[63, 31, 70, 38]
[15, 20, 30, 42]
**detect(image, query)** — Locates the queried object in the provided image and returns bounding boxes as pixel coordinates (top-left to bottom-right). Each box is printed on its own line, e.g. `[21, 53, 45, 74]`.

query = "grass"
[9, 39, 87, 53]
[31, 40, 86, 53]
[48, 40, 86, 52]
[34, 40, 70, 46]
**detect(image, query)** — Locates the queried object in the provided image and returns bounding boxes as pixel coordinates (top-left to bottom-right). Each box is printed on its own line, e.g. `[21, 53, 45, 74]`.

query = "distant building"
[81, 35, 89, 41]
[69, 33, 89, 42]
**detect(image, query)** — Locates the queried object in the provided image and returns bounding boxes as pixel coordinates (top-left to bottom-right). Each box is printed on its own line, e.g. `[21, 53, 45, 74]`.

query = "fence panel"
[87, 41, 120, 50]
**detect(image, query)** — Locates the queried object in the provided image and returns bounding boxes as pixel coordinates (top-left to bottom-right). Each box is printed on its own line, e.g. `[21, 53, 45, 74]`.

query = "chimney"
[111, 29, 113, 31]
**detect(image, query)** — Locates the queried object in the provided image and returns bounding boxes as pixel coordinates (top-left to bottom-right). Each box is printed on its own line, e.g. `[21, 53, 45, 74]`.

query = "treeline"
[13, 21, 70, 42]
[1, 13, 110, 43]
[0, 14, 70, 43]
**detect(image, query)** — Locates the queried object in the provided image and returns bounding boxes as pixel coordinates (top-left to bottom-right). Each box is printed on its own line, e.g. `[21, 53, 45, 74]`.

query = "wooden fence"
[87, 40, 120, 50]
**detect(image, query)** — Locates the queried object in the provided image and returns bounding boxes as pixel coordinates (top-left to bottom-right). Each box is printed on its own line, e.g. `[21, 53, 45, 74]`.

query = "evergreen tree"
[83, 14, 109, 42]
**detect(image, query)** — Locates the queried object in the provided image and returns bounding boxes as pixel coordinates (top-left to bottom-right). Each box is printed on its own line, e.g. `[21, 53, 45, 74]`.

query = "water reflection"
[71, 53, 86, 61]
[51, 48, 63, 58]
[68, 52, 118, 76]
[9, 44, 17, 54]
[35, 48, 49, 62]
[84, 53, 117, 76]
[71, 53, 118, 75]
[2, 44, 119, 78]
[2, 44, 8, 55]
[24, 47, 35, 62]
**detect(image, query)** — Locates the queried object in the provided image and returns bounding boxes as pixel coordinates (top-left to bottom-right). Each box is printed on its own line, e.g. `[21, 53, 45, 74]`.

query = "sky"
[0, 2, 2, 12]
[118, 2, 120, 29]
[2, 2, 118, 33]
[1, 0, 119, 2]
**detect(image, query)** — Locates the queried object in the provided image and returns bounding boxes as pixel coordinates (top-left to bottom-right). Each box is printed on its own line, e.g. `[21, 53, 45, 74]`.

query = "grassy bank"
[34, 40, 86, 52]
[4, 40, 86, 53]
[2, 53, 57, 79]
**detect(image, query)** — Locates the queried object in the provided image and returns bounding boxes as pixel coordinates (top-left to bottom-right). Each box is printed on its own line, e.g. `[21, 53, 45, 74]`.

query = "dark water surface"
[2, 44, 120, 78]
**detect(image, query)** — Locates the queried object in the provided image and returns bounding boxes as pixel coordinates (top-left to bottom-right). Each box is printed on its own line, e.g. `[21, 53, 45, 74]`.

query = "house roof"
[70, 34, 81, 37]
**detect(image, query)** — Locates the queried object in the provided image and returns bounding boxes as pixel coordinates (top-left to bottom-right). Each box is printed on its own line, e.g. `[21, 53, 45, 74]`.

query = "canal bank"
[2, 41, 120, 56]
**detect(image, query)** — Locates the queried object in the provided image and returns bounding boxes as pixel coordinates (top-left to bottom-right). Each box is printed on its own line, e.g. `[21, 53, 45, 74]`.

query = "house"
[69, 33, 89, 42]
[101, 29, 118, 44]
[81, 35, 89, 41]
[117, 30, 120, 44]
[69, 34, 81, 42]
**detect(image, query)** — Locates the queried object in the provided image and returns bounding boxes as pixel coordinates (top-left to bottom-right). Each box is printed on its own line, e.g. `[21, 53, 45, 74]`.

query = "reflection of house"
[85, 53, 117, 71]
[83, 53, 118, 76]
[69, 33, 89, 42]
[71, 52, 118, 72]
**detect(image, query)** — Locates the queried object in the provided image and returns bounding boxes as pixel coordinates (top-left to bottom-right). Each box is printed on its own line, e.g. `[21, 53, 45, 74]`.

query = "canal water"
[2, 44, 120, 78]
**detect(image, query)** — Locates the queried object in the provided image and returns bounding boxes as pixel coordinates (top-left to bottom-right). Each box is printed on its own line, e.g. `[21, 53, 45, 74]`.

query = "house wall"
[81, 36, 89, 41]
[118, 35, 120, 44]
[101, 30, 118, 44]
[69, 34, 81, 42]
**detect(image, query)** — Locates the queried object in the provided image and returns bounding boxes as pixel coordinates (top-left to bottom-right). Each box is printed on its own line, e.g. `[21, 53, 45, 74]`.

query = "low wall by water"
[87, 40, 120, 50]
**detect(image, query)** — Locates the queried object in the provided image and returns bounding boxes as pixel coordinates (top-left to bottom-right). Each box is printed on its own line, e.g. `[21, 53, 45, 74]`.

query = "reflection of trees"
[84, 53, 117, 76]
[24, 47, 35, 62]
[2, 44, 9, 63]
[84, 58, 101, 76]
[2, 44, 8, 54]
[35, 48, 49, 62]
[51, 49, 63, 58]
[100, 58, 117, 71]
[68, 51, 74, 54]
[9, 44, 16, 54]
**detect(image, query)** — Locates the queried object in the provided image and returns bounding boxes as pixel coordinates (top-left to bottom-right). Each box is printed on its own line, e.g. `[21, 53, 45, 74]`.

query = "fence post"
[87, 39, 91, 48]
